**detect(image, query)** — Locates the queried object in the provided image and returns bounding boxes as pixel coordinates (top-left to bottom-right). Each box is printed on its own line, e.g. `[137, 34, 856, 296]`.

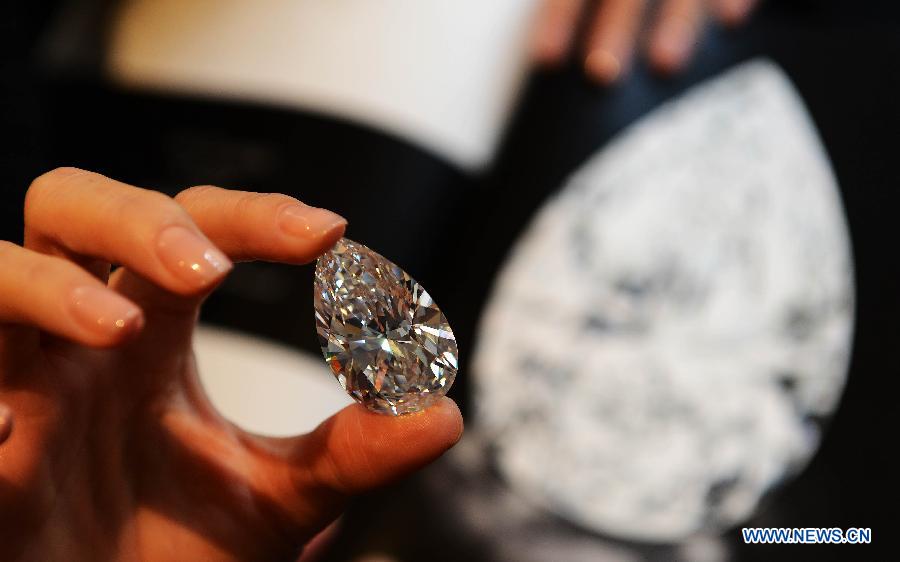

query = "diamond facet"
[314, 238, 458, 415]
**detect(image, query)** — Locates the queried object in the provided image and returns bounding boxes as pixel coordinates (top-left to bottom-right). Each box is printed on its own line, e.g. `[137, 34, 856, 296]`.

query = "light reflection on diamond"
[314, 238, 458, 415]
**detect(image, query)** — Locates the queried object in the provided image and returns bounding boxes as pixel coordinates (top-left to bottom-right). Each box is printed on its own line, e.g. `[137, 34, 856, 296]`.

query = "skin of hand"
[0, 168, 464, 561]
[532, 0, 759, 83]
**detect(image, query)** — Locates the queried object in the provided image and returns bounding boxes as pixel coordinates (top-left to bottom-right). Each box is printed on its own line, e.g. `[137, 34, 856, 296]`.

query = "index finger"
[174, 186, 347, 264]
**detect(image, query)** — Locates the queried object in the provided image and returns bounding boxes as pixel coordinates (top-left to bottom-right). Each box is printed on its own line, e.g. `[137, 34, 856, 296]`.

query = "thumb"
[276, 398, 463, 538]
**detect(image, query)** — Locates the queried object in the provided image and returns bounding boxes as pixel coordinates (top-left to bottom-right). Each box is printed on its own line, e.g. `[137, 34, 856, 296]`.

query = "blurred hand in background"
[533, 0, 758, 83]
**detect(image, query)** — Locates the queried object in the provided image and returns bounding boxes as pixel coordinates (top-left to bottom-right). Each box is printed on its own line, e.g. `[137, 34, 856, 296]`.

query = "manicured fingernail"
[278, 204, 347, 239]
[585, 49, 622, 84]
[157, 226, 232, 288]
[70, 286, 144, 339]
[0, 403, 13, 444]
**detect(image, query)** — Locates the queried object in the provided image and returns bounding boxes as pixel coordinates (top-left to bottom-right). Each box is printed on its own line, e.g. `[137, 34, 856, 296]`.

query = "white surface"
[473, 60, 855, 541]
[194, 325, 352, 437]
[107, 0, 539, 170]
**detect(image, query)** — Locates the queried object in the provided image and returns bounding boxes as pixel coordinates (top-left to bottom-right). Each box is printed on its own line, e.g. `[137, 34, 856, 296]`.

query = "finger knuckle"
[25, 168, 80, 219]
[319, 416, 371, 496]
[21, 255, 66, 289]
[318, 446, 355, 496]
[115, 188, 185, 227]
[27, 167, 90, 195]
[302, 417, 358, 497]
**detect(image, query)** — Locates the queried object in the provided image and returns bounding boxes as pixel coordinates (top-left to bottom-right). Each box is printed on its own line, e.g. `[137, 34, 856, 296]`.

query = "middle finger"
[24, 168, 232, 297]
[584, 0, 649, 84]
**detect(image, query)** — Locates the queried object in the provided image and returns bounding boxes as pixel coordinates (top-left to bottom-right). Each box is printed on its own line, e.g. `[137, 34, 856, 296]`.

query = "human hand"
[0, 169, 463, 561]
[532, 0, 758, 83]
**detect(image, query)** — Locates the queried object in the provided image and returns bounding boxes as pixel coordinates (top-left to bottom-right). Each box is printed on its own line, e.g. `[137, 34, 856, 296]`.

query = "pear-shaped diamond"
[314, 238, 458, 415]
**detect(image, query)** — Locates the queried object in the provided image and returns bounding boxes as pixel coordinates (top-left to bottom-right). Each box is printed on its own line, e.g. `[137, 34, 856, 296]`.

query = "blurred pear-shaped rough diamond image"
[473, 60, 854, 541]
[314, 238, 458, 415]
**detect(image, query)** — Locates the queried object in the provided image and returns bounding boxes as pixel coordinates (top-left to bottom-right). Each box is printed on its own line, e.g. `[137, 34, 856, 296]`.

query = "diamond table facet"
[314, 238, 458, 415]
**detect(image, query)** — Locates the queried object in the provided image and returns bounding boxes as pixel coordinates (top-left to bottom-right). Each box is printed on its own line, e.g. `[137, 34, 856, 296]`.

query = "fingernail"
[69, 286, 144, 339]
[278, 204, 347, 239]
[585, 49, 622, 84]
[157, 226, 232, 288]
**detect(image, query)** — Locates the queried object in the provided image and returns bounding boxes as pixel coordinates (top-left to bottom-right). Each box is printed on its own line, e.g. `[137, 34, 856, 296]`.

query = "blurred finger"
[584, 0, 649, 84]
[0, 241, 143, 348]
[647, 0, 704, 75]
[711, 0, 757, 27]
[532, 0, 586, 65]
[25, 168, 232, 297]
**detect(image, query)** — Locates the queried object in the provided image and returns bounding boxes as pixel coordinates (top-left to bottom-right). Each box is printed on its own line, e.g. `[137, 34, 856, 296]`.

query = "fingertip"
[302, 397, 463, 495]
[428, 397, 464, 446]
[531, 23, 570, 66]
[279, 396, 464, 540]
[346, 396, 462, 442]
[68, 285, 146, 348]
[276, 203, 347, 263]
[155, 225, 233, 294]
[77, 315, 145, 349]
[278, 205, 347, 242]
[359, 396, 464, 463]
[647, 25, 693, 76]
[714, 0, 754, 27]
[585, 49, 623, 85]
[530, 0, 584, 67]
[314, 213, 348, 258]
[103, 306, 146, 347]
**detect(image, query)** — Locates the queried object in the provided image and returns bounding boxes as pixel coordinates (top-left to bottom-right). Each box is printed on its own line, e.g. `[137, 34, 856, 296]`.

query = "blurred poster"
[473, 60, 854, 542]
